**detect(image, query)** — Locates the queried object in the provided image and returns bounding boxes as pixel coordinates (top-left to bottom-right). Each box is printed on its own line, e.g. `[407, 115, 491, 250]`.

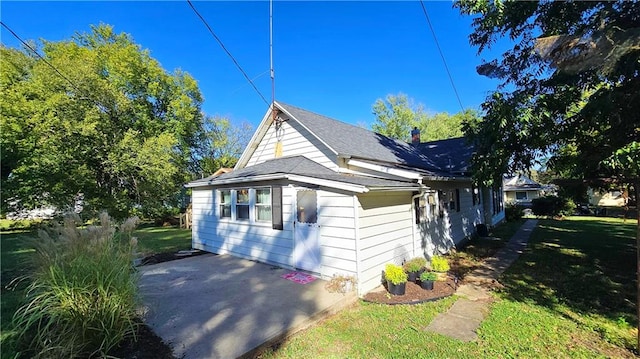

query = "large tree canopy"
[371, 93, 477, 142]
[456, 0, 639, 349]
[455, 1, 639, 187]
[1, 24, 205, 218]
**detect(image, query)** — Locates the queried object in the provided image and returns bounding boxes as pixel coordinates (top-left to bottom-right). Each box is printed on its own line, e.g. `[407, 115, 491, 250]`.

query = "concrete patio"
[138, 253, 356, 359]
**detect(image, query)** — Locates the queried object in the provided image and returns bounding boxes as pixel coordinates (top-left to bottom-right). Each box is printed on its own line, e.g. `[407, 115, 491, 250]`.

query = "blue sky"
[1, 1, 512, 128]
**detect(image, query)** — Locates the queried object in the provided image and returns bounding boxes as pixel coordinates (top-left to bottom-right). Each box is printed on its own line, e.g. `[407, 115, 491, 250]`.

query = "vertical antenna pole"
[270, 0, 275, 106]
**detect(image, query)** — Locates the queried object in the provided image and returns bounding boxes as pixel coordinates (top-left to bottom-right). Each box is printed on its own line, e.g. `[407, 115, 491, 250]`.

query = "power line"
[1, 21, 108, 112]
[419, 1, 465, 112]
[186, 0, 269, 106]
[1, 21, 80, 93]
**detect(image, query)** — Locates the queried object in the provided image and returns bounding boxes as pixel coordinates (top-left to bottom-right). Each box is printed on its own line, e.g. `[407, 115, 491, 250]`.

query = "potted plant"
[403, 257, 427, 282]
[419, 271, 437, 290]
[384, 263, 408, 295]
[430, 255, 450, 281]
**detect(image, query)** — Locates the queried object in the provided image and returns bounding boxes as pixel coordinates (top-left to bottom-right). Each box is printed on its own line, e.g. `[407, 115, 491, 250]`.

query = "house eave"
[186, 173, 369, 193]
[346, 158, 423, 180]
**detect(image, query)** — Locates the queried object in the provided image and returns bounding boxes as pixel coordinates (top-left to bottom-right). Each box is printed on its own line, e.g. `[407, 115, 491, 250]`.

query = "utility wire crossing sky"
[0, 1, 512, 127]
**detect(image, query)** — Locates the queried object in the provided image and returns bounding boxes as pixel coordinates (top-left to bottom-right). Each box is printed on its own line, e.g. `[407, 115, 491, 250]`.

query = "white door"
[293, 189, 321, 272]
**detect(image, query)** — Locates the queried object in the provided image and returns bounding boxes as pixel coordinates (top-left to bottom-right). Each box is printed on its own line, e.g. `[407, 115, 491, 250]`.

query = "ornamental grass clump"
[12, 212, 140, 358]
[403, 257, 427, 273]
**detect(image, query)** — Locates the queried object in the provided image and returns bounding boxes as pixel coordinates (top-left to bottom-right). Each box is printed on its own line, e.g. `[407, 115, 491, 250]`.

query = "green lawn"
[0, 224, 192, 358]
[259, 217, 638, 358]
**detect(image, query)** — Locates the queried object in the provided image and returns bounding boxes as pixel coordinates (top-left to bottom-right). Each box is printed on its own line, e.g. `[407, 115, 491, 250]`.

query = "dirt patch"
[108, 320, 175, 359]
[109, 250, 208, 358]
[363, 278, 457, 305]
[138, 249, 207, 266]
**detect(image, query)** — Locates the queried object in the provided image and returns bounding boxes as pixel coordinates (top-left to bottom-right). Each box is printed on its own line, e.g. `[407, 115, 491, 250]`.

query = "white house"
[503, 174, 543, 206]
[186, 102, 505, 296]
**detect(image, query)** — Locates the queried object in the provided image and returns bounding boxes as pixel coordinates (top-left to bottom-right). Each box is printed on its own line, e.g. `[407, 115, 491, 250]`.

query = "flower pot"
[387, 281, 406, 296]
[420, 280, 434, 290]
[407, 271, 420, 282]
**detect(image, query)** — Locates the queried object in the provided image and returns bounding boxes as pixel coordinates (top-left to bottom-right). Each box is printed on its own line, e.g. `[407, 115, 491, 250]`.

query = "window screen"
[296, 190, 317, 224]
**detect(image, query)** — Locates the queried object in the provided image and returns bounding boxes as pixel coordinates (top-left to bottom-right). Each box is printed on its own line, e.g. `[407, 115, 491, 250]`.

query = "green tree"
[1, 24, 204, 218]
[456, 0, 639, 348]
[195, 116, 253, 177]
[371, 93, 422, 141]
[371, 93, 476, 142]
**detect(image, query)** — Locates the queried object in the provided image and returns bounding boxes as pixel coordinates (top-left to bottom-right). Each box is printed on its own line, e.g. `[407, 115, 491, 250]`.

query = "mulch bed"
[108, 250, 209, 359]
[362, 278, 457, 305]
[108, 320, 175, 359]
[138, 249, 207, 266]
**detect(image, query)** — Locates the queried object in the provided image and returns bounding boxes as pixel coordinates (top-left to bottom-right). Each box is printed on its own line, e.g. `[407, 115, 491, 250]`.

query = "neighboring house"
[186, 102, 505, 296]
[503, 175, 542, 206]
[588, 188, 628, 207]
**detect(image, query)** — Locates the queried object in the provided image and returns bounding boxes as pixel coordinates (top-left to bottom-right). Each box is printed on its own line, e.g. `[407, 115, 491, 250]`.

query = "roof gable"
[504, 175, 542, 190]
[278, 102, 463, 172]
[235, 101, 475, 177]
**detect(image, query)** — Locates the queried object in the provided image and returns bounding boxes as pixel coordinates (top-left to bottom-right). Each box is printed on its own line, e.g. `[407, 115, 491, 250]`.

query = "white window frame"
[218, 188, 272, 224]
[255, 187, 272, 222]
[515, 191, 528, 200]
[220, 190, 231, 219]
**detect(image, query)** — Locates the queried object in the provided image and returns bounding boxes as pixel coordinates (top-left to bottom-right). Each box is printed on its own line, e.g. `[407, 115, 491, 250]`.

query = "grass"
[134, 226, 192, 255]
[258, 216, 638, 358]
[0, 222, 192, 359]
[449, 218, 525, 278]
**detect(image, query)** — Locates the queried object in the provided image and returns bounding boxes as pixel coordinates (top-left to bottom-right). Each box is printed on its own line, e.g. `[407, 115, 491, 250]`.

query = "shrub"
[531, 195, 576, 217]
[419, 271, 437, 281]
[384, 263, 408, 285]
[505, 203, 524, 221]
[430, 255, 450, 273]
[403, 257, 427, 273]
[12, 212, 140, 358]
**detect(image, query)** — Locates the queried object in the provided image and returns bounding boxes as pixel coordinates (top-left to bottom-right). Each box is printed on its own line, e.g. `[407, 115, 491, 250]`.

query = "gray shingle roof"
[504, 175, 542, 190]
[193, 156, 420, 189]
[277, 102, 471, 174]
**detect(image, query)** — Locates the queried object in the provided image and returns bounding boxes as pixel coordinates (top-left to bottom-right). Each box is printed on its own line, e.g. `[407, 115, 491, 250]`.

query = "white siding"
[246, 120, 337, 170]
[315, 190, 357, 278]
[191, 186, 296, 268]
[415, 182, 483, 258]
[356, 192, 414, 295]
[192, 187, 358, 280]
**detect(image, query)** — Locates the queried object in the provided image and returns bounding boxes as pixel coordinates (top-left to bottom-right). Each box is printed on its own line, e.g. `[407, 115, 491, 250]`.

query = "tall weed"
[12, 212, 140, 358]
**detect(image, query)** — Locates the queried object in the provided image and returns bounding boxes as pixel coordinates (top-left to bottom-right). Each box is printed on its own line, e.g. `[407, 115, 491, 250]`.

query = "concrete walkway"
[138, 254, 356, 359]
[425, 219, 538, 341]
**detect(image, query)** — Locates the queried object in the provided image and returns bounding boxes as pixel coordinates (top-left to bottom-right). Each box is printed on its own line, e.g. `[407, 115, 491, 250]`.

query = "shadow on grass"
[497, 217, 637, 349]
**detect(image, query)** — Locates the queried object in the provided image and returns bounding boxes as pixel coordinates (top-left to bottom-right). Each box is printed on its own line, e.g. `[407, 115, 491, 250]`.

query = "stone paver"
[425, 219, 538, 341]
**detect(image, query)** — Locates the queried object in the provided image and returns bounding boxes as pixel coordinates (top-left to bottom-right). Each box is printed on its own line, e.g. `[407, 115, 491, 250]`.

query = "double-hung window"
[219, 188, 273, 224]
[220, 190, 231, 218]
[236, 189, 250, 220]
[255, 188, 272, 222]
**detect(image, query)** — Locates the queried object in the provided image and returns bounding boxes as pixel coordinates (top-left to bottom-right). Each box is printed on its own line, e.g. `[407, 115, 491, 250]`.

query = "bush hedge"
[531, 196, 576, 217]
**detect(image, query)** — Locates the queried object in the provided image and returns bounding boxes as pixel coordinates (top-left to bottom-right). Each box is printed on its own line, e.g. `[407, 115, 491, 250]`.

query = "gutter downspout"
[353, 194, 362, 297]
[411, 177, 428, 258]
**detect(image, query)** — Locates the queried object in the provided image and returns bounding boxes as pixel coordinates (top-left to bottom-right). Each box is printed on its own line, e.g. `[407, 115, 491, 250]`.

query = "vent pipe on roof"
[411, 127, 420, 146]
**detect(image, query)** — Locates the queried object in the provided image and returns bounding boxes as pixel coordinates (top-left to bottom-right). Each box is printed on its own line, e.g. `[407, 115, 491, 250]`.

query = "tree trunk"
[635, 178, 640, 352]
